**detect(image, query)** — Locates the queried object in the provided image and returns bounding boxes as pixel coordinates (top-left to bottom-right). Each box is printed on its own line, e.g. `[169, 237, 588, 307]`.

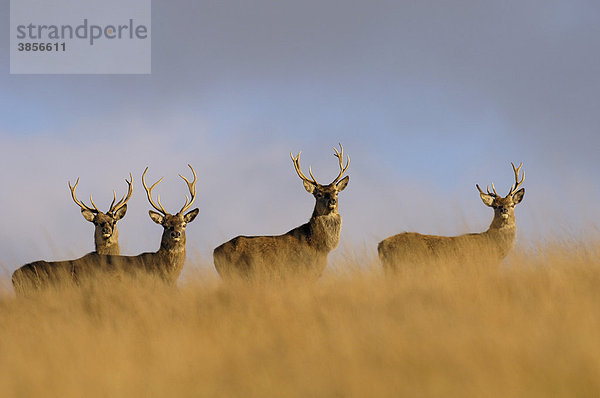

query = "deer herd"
[11, 144, 525, 294]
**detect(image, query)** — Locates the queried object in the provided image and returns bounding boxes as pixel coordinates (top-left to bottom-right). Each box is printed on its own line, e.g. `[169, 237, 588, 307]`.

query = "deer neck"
[488, 212, 516, 231]
[308, 211, 342, 252]
[156, 236, 187, 271]
[483, 214, 517, 258]
[95, 228, 120, 255]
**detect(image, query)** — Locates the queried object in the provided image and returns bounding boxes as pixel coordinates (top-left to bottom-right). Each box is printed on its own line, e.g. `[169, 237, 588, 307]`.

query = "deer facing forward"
[12, 165, 199, 294]
[68, 174, 133, 255]
[85, 164, 200, 284]
[213, 144, 350, 280]
[378, 163, 525, 271]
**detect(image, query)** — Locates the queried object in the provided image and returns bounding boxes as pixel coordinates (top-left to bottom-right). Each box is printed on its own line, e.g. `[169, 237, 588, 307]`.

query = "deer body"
[12, 175, 134, 293]
[215, 208, 342, 279]
[88, 208, 198, 284]
[378, 221, 517, 270]
[12, 166, 198, 294]
[12, 256, 88, 293]
[378, 163, 525, 271]
[72, 226, 191, 285]
[214, 145, 349, 280]
[13, 215, 194, 293]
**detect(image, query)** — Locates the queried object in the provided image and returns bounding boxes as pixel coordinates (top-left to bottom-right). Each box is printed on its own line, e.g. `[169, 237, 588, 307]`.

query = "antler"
[477, 162, 525, 198]
[507, 162, 524, 197]
[291, 151, 319, 186]
[331, 143, 350, 184]
[291, 143, 350, 186]
[69, 178, 100, 213]
[142, 166, 197, 216]
[142, 167, 168, 215]
[177, 164, 197, 215]
[476, 182, 499, 198]
[108, 173, 133, 215]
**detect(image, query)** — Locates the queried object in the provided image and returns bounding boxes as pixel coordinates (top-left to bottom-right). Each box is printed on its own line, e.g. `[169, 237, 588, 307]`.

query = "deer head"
[291, 143, 350, 217]
[142, 164, 199, 251]
[68, 174, 133, 245]
[477, 162, 525, 227]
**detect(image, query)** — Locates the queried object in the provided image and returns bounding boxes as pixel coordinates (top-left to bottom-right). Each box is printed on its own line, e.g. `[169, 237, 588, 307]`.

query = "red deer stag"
[214, 144, 350, 280]
[69, 174, 133, 255]
[12, 165, 199, 294]
[378, 163, 525, 272]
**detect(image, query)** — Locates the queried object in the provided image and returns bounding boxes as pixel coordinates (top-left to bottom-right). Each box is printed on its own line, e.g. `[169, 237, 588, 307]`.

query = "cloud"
[1, 1, 599, 273]
[1, 112, 598, 274]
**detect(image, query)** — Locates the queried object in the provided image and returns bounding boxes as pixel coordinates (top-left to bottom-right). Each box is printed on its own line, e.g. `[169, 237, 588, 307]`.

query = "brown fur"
[378, 176, 525, 272]
[70, 175, 132, 255]
[214, 172, 349, 281]
[12, 210, 198, 295]
[11, 206, 128, 294]
[82, 208, 127, 255]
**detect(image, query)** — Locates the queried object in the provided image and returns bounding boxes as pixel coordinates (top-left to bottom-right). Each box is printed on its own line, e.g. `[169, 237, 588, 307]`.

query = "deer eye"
[315, 192, 323, 198]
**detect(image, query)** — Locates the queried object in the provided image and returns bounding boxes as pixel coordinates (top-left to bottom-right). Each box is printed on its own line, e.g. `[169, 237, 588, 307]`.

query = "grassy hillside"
[1, 243, 599, 397]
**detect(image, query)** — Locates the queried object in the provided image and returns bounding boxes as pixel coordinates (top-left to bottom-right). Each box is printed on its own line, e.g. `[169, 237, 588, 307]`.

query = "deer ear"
[479, 193, 495, 207]
[184, 208, 199, 223]
[149, 210, 164, 225]
[114, 204, 127, 220]
[81, 209, 96, 223]
[336, 176, 349, 192]
[302, 180, 316, 193]
[512, 188, 525, 204]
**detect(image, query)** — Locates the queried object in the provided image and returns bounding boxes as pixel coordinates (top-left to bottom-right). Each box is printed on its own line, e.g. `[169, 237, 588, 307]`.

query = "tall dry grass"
[1, 242, 600, 397]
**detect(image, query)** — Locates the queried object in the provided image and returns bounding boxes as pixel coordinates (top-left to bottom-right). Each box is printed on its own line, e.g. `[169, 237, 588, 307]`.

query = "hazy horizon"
[1, 1, 599, 273]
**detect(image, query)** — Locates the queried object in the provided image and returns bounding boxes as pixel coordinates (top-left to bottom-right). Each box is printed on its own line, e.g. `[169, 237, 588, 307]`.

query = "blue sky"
[1, 1, 599, 274]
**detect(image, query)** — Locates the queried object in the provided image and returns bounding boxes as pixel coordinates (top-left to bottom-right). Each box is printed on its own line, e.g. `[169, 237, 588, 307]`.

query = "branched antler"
[507, 162, 524, 197]
[476, 182, 499, 197]
[291, 151, 319, 186]
[331, 143, 350, 184]
[69, 178, 100, 213]
[70, 174, 133, 215]
[142, 167, 168, 215]
[477, 162, 524, 198]
[108, 173, 133, 215]
[291, 143, 350, 186]
[178, 164, 197, 215]
[142, 165, 197, 216]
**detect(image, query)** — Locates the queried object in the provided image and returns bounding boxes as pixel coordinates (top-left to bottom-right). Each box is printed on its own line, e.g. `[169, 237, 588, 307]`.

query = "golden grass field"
[1, 242, 600, 397]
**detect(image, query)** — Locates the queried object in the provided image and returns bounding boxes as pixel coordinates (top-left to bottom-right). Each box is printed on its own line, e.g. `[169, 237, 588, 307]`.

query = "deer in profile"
[213, 144, 350, 280]
[12, 166, 199, 294]
[69, 174, 133, 255]
[378, 163, 525, 272]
